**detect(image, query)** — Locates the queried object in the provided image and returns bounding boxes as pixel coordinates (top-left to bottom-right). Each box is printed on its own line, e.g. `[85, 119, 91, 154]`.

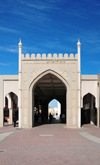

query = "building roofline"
[81, 75, 98, 81]
[0, 75, 18, 81]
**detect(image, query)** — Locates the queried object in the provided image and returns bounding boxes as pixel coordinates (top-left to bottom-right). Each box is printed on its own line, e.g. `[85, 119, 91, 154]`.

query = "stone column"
[77, 39, 81, 128]
[97, 81, 100, 127]
[58, 102, 61, 118]
[29, 86, 33, 128]
[90, 96, 94, 124]
[42, 100, 47, 121]
[18, 39, 22, 128]
[66, 89, 71, 127]
[0, 76, 4, 127]
[7, 94, 13, 124]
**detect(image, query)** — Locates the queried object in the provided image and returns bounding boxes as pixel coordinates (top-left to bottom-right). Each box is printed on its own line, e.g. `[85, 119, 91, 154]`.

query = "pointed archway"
[81, 93, 97, 126]
[49, 99, 61, 118]
[48, 99, 61, 122]
[29, 70, 70, 128]
[4, 92, 18, 125]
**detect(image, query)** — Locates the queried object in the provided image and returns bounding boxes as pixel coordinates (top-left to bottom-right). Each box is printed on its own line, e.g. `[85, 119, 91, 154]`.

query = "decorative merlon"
[22, 53, 78, 60]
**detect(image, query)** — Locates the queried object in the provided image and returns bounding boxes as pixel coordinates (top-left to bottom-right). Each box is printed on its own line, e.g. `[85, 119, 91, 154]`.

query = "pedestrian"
[13, 113, 17, 127]
[49, 113, 52, 123]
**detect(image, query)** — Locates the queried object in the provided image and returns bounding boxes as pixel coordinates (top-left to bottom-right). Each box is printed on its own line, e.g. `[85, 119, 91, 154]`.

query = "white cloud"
[0, 46, 18, 53]
[5, 0, 62, 25]
[91, 61, 100, 65]
[20, 0, 62, 10]
[0, 26, 18, 33]
[0, 63, 9, 66]
[0, 62, 17, 67]
[6, 48, 18, 53]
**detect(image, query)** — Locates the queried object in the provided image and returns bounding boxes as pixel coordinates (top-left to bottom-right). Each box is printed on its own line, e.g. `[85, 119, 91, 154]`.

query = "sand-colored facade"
[0, 40, 100, 128]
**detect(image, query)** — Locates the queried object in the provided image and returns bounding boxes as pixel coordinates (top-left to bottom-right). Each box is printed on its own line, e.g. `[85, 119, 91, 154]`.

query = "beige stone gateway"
[0, 39, 100, 128]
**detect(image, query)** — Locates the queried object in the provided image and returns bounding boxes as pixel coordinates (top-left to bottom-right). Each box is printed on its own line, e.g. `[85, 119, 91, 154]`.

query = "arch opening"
[81, 93, 97, 126]
[4, 92, 18, 126]
[48, 99, 62, 123]
[32, 73, 67, 127]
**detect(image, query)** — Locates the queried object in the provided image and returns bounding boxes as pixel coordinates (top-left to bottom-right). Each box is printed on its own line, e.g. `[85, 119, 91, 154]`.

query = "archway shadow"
[34, 118, 65, 127]
[81, 93, 97, 126]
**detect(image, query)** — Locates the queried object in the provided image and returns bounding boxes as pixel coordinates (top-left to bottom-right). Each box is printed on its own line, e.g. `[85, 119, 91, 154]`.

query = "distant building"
[48, 104, 61, 119]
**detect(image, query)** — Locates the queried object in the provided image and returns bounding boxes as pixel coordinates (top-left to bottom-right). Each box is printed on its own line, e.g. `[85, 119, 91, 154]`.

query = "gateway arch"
[29, 70, 68, 127]
[0, 40, 100, 128]
[18, 39, 81, 128]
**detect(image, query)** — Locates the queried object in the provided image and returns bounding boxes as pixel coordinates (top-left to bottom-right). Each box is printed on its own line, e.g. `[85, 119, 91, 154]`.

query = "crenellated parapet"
[22, 53, 78, 60]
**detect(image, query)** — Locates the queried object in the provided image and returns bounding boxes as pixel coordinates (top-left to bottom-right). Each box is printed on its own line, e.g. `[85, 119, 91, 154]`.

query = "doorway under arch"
[48, 99, 66, 123]
[4, 92, 18, 125]
[30, 71, 68, 127]
[81, 93, 97, 126]
[48, 99, 61, 122]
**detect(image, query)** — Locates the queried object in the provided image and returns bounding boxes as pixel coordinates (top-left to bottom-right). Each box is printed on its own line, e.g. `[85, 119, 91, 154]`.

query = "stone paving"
[0, 123, 100, 165]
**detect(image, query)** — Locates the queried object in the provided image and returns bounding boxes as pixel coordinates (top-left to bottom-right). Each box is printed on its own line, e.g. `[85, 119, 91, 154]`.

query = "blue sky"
[0, 0, 100, 107]
[0, 0, 100, 76]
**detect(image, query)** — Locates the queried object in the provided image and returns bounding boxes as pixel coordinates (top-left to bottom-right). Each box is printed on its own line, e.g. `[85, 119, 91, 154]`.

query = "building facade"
[0, 39, 100, 128]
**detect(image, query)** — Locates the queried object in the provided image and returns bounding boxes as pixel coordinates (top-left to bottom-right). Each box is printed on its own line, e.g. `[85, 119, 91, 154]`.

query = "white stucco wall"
[81, 75, 98, 107]
[2, 75, 99, 108]
[0, 74, 99, 127]
[4, 81, 18, 97]
[3, 75, 19, 106]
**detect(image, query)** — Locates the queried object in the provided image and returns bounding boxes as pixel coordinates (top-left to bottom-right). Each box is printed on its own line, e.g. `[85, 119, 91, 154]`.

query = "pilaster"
[18, 39, 22, 128]
[0, 76, 4, 127]
[7, 94, 13, 124]
[77, 39, 81, 128]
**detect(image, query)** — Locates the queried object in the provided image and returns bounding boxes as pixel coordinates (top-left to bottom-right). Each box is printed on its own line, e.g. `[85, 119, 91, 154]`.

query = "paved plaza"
[0, 123, 100, 165]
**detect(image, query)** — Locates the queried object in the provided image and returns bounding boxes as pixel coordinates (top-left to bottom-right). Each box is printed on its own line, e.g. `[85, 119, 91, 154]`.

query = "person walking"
[13, 112, 17, 127]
